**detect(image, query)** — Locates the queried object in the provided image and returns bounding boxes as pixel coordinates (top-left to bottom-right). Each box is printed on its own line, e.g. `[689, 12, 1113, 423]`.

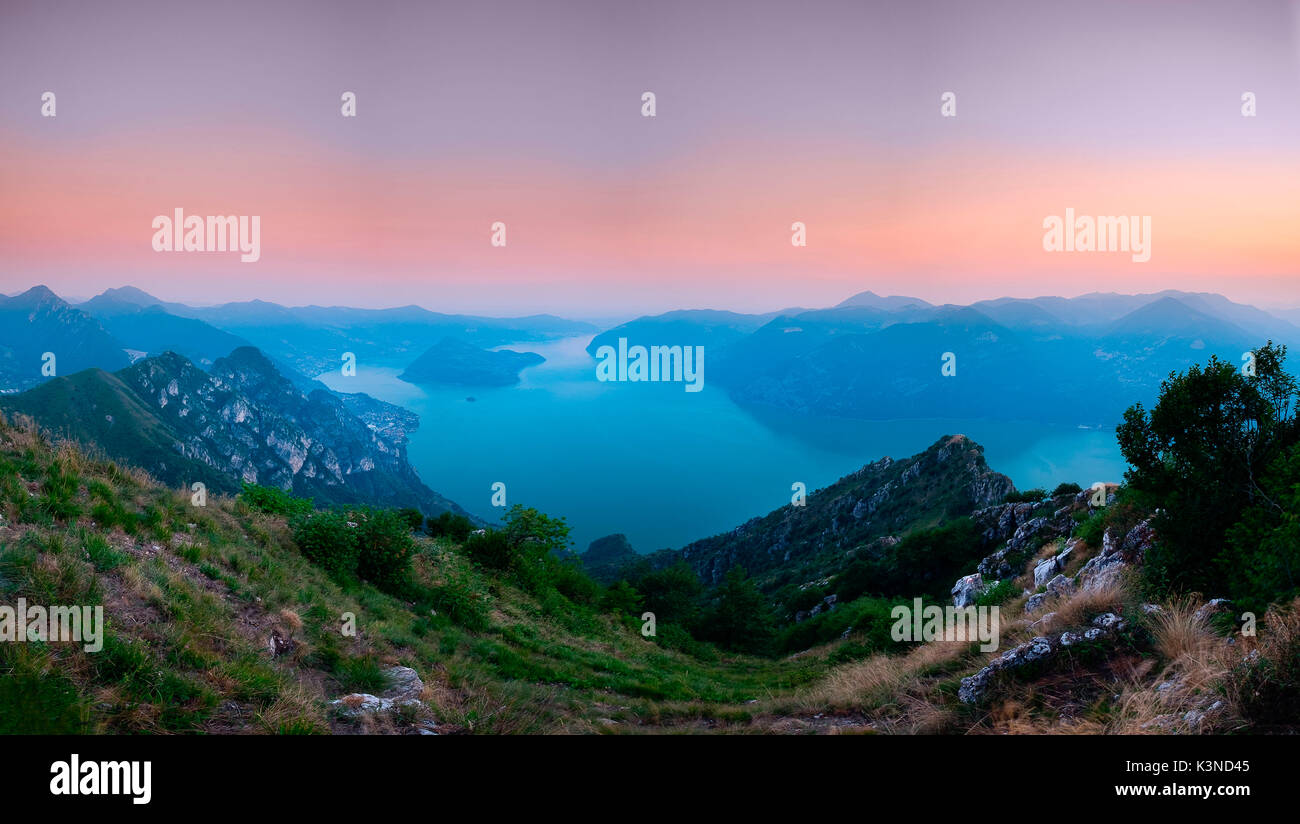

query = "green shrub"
[777, 595, 905, 655]
[396, 508, 424, 532]
[548, 558, 600, 605]
[786, 585, 828, 614]
[836, 517, 982, 600]
[699, 566, 776, 655]
[292, 510, 359, 579]
[601, 580, 642, 615]
[354, 508, 415, 594]
[1073, 509, 1107, 547]
[424, 578, 490, 631]
[1002, 488, 1048, 504]
[464, 529, 512, 570]
[1051, 482, 1083, 496]
[239, 482, 313, 518]
[975, 578, 1019, 607]
[426, 511, 474, 541]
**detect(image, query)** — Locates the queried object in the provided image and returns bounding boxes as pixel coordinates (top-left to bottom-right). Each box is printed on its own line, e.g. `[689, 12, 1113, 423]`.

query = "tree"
[1226, 441, 1300, 612]
[355, 507, 416, 593]
[702, 566, 776, 655]
[500, 504, 571, 557]
[1116, 342, 1298, 598]
[601, 580, 643, 615]
[634, 561, 703, 628]
[426, 511, 473, 541]
[396, 507, 425, 532]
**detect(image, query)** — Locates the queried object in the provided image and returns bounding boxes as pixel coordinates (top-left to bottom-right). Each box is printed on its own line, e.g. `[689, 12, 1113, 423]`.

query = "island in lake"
[398, 337, 545, 387]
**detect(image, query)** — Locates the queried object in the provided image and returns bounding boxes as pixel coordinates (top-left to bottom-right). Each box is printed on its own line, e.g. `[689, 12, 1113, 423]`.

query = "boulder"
[1194, 598, 1233, 624]
[1033, 556, 1060, 589]
[952, 572, 986, 607]
[331, 665, 426, 719]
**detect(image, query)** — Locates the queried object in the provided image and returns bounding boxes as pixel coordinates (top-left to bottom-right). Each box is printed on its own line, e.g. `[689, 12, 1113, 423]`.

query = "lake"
[319, 336, 1128, 554]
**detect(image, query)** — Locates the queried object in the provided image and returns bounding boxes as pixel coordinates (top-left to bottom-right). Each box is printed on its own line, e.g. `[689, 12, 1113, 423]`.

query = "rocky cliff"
[668, 434, 1015, 589]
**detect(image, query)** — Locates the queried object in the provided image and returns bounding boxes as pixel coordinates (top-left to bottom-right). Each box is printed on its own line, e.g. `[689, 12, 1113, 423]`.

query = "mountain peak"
[96, 286, 165, 307]
[836, 290, 933, 311]
[5, 284, 65, 308]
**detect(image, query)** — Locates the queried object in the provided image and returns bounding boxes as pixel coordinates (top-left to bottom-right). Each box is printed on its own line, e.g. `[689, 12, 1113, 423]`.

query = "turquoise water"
[319, 336, 1127, 554]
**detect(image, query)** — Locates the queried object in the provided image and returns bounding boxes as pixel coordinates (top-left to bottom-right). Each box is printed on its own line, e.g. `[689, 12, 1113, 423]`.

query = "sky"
[1, 0, 1299, 316]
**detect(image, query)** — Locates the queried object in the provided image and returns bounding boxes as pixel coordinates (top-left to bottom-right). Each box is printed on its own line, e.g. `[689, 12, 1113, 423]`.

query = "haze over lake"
[320, 336, 1127, 554]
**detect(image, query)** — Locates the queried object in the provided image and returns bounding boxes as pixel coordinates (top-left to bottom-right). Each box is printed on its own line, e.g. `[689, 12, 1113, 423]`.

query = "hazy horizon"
[4, 0, 1299, 315]
[7, 280, 1300, 322]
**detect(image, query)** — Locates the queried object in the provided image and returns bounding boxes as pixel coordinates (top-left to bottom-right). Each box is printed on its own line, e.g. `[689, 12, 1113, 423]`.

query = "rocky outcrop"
[331, 665, 427, 719]
[952, 573, 986, 607]
[1078, 517, 1156, 593]
[794, 593, 839, 623]
[959, 613, 1129, 703]
[1025, 573, 1076, 614]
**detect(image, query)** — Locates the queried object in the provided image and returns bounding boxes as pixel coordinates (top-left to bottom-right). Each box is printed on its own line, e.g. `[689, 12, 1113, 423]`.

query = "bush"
[1072, 509, 1107, 547]
[777, 595, 905, 655]
[464, 529, 513, 571]
[786, 585, 828, 614]
[632, 561, 703, 628]
[423, 578, 490, 631]
[426, 511, 474, 542]
[1225, 442, 1300, 613]
[240, 483, 313, 518]
[601, 580, 642, 615]
[548, 559, 600, 605]
[354, 508, 415, 593]
[1002, 488, 1048, 504]
[292, 510, 359, 579]
[1051, 482, 1083, 497]
[396, 508, 425, 532]
[1230, 601, 1300, 729]
[837, 517, 982, 600]
[975, 578, 1019, 607]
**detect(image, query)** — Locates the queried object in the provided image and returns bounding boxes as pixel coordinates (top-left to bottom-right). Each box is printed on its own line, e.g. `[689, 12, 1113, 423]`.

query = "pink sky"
[2, 0, 1298, 315]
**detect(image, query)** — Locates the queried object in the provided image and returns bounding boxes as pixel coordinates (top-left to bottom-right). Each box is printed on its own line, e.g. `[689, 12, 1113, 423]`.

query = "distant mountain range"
[590, 289, 1300, 425]
[0, 286, 131, 392]
[76, 285, 596, 378]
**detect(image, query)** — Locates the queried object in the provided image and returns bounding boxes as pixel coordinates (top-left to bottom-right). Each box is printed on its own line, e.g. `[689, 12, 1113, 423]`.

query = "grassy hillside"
[0, 412, 822, 734]
[2, 411, 1296, 735]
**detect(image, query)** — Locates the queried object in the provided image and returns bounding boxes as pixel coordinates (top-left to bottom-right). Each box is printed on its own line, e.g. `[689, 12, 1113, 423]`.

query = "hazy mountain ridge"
[0, 286, 131, 393]
[595, 289, 1297, 425]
